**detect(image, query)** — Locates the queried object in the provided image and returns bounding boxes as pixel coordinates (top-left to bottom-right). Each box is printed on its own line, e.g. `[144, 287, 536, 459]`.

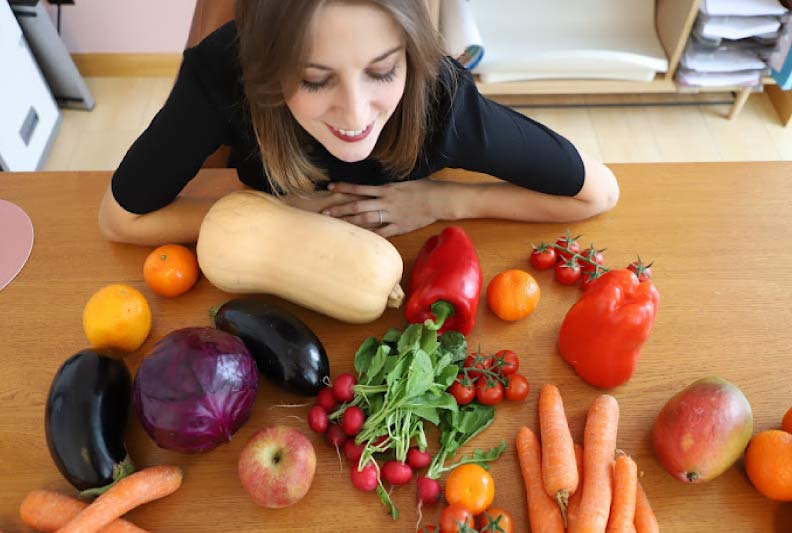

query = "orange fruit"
[444, 463, 495, 515]
[83, 284, 152, 353]
[486, 269, 541, 321]
[782, 407, 792, 433]
[143, 244, 200, 298]
[744, 429, 792, 501]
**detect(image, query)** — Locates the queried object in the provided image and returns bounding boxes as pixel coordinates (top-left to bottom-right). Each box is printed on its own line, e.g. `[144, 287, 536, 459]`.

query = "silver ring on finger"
[377, 209, 384, 227]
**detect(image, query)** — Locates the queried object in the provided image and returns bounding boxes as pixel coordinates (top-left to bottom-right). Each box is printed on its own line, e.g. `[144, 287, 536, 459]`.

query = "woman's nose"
[334, 82, 369, 129]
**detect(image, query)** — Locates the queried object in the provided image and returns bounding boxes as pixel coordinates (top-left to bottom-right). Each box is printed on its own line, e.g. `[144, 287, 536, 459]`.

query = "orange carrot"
[20, 490, 148, 533]
[634, 481, 659, 533]
[55, 465, 182, 533]
[570, 394, 620, 533]
[606, 453, 638, 533]
[566, 444, 585, 530]
[515, 426, 565, 533]
[539, 384, 579, 521]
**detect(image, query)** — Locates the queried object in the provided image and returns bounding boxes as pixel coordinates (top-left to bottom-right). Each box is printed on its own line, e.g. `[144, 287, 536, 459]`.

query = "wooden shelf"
[475, 75, 676, 96]
[430, 0, 788, 122]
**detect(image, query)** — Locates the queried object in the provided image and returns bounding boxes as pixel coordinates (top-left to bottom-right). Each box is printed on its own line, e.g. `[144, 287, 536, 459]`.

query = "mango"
[652, 377, 753, 483]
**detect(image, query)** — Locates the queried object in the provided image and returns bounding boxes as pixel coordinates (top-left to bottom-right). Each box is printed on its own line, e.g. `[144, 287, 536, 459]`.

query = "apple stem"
[686, 471, 699, 482]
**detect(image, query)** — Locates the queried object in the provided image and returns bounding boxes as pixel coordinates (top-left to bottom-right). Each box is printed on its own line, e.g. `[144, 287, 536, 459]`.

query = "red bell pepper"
[405, 226, 483, 335]
[558, 269, 660, 388]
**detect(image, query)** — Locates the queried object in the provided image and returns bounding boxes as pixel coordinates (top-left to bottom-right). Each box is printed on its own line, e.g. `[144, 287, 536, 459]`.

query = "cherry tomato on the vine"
[479, 508, 515, 533]
[493, 349, 519, 376]
[555, 230, 581, 262]
[463, 354, 493, 379]
[555, 259, 582, 286]
[440, 503, 475, 533]
[505, 374, 530, 401]
[476, 380, 504, 405]
[530, 243, 556, 270]
[581, 271, 604, 290]
[449, 378, 475, 405]
[628, 256, 654, 281]
[580, 244, 605, 274]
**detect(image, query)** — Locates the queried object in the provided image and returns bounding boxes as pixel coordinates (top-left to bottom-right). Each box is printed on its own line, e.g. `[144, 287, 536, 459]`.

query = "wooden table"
[2, 163, 791, 532]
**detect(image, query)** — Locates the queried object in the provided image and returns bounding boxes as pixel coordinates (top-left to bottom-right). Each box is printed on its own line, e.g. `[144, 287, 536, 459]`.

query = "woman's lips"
[327, 122, 374, 143]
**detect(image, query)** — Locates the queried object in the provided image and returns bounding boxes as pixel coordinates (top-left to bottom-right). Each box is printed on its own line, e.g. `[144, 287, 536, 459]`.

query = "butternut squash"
[196, 190, 404, 323]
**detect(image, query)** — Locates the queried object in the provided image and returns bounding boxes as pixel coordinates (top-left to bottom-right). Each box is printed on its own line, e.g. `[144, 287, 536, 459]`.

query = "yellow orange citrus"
[744, 430, 792, 502]
[83, 284, 152, 353]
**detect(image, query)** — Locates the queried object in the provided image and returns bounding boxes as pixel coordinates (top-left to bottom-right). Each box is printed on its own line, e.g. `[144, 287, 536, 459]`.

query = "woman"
[99, 0, 619, 245]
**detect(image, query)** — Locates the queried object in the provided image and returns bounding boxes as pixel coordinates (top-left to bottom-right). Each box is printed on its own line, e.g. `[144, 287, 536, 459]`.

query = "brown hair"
[235, 0, 450, 194]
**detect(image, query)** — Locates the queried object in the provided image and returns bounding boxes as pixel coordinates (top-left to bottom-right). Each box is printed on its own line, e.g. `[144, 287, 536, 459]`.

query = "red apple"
[652, 377, 753, 483]
[238, 426, 317, 508]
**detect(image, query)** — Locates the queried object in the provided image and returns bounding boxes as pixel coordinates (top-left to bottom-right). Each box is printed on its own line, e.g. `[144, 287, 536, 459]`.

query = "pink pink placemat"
[0, 199, 34, 291]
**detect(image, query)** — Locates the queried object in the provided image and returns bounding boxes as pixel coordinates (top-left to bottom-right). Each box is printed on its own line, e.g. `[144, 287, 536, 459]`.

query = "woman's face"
[285, 2, 407, 163]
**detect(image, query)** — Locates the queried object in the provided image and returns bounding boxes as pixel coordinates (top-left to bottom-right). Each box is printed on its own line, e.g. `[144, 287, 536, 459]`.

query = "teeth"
[335, 126, 367, 136]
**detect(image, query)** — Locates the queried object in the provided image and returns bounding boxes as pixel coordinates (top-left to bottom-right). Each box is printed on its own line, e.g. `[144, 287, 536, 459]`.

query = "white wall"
[44, 0, 196, 53]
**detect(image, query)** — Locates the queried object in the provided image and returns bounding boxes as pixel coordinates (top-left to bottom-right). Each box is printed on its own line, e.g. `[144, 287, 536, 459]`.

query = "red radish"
[350, 461, 379, 492]
[332, 373, 357, 403]
[343, 440, 365, 463]
[407, 447, 432, 470]
[382, 460, 413, 486]
[372, 434, 390, 449]
[342, 406, 365, 436]
[325, 424, 347, 448]
[307, 405, 328, 433]
[316, 388, 337, 413]
[417, 476, 441, 505]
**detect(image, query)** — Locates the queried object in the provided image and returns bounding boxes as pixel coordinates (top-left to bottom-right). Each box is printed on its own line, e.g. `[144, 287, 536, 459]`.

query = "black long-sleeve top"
[111, 21, 584, 215]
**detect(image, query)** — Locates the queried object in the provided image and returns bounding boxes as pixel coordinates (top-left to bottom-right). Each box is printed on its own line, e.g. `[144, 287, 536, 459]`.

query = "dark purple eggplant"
[45, 349, 133, 494]
[210, 299, 330, 395]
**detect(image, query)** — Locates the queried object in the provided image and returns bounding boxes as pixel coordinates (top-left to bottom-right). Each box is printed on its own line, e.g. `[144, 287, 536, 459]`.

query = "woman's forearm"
[437, 150, 619, 223]
[98, 189, 219, 246]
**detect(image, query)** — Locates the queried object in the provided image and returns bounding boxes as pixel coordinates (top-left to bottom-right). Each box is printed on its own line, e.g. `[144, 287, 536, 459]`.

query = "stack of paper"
[677, 0, 788, 87]
[439, 0, 668, 83]
[701, 0, 787, 16]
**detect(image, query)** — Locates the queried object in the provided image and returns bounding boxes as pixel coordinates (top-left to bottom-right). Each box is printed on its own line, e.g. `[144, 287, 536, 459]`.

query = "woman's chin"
[328, 146, 375, 163]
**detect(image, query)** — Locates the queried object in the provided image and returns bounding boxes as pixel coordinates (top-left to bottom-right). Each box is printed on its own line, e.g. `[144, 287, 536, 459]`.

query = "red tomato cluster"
[425, 505, 515, 533]
[448, 350, 530, 406]
[530, 229, 654, 289]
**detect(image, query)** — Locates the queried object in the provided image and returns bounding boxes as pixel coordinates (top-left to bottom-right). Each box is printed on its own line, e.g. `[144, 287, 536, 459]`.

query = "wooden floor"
[42, 76, 792, 171]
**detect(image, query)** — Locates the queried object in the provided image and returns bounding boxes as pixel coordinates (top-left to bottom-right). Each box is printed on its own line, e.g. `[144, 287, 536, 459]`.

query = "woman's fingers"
[327, 182, 387, 197]
[322, 199, 382, 218]
[339, 210, 384, 228]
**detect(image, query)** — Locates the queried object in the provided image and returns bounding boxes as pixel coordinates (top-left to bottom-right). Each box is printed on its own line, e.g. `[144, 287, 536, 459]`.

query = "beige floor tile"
[67, 129, 142, 171]
[586, 96, 663, 163]
[700, 94, 781, 161]
[639, 94, 722, 162]
[42, 116, 80, 171]
[757, 94, 792, 159]
[78, 77, 155, 134]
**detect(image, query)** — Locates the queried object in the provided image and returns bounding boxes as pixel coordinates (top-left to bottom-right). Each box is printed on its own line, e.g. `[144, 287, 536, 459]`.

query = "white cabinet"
[0, 0, 60, 171]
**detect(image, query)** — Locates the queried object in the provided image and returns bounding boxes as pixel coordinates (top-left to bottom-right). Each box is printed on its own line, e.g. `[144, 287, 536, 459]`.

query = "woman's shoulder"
[426, 57, 480, 134]
[187, 20, 239, 58]
[182, 21, 243, 105]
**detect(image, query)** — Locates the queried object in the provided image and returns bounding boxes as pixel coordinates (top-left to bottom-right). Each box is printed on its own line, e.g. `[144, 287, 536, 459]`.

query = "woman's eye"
[301, 79, 328, 92]
[369, 67, 397, 83]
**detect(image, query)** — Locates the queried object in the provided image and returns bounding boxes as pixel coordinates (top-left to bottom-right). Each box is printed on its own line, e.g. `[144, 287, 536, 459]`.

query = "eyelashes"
[300, 66, 398, 93]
